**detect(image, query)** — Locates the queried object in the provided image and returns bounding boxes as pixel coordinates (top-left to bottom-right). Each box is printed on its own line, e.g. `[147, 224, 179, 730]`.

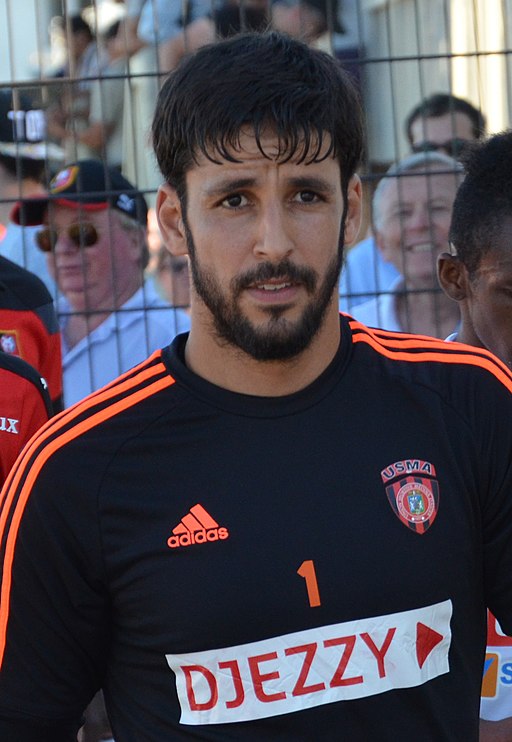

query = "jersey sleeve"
[470, 365, 512, 635]
[0, 416, 110, 737]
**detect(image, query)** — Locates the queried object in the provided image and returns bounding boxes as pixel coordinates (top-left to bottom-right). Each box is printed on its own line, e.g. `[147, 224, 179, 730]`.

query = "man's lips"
[404, 242, 436, 253]
[245, 278, 300, 302]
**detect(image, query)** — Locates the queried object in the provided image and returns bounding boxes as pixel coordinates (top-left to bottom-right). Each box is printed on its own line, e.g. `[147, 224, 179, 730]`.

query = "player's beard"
[182, 213, 344, 361]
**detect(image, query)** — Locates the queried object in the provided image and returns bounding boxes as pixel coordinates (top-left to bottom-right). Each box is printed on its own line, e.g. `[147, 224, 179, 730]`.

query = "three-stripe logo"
[167, 504, 229, 549]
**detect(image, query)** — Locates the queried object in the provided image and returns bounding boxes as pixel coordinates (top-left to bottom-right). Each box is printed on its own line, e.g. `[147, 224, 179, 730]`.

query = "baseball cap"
[11, 159, 148, 227]
[0, 89, 64, 161]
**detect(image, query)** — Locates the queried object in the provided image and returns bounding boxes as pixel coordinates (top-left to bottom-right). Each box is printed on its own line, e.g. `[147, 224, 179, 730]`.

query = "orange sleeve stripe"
[348, 319, 512, 372]
[351, 328, 512, 395]
[0, 370, 175, 667]
[349, 320, 512, 382]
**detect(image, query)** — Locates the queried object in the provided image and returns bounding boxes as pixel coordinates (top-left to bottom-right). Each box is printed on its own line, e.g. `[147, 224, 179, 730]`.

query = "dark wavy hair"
[152, 31, 364, 207]
[449, 130, 512, 275]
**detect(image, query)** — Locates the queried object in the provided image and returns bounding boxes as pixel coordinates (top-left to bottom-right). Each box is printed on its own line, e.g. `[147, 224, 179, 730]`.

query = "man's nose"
[253, 203, 294, 261]
[53, 232, 79, 254]
[407, 205, 431, 231]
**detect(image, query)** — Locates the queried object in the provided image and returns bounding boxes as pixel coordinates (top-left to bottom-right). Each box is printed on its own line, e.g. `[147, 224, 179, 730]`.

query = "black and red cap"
[11, 159, 148, 227]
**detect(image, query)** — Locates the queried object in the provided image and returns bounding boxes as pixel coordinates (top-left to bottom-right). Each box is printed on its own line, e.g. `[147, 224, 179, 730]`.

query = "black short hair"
[405, 93, 486, 145]
[152, 31, 364, 202]
[449, 130, 512, 275]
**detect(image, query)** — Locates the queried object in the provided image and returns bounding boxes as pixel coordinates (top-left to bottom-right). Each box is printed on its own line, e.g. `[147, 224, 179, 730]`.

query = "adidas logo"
[168, 504, 229, 549]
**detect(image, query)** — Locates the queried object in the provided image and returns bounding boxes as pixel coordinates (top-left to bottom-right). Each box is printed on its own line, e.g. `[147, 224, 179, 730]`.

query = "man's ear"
[437, 252, 468, 301]
[343, 175, 363, 247]
[156, 183, 188, 256]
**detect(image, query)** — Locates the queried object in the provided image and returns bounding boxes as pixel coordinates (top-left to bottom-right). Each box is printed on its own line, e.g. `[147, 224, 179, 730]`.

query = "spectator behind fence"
[0, 89, 61, 296]
[272, 0, 345, 52]
[50, 20, 126, 170]
[13, 159, 190, 407]
[121, 0, 211, 194]
[158, 0, 270, 71]
[352, 152, 463, 338]
[437, 129, 512, 742]
[340, 92, 485, 312]
[48, 14, 108, 165]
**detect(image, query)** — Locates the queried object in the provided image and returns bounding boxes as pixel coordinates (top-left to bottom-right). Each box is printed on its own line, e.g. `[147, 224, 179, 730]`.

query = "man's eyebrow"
[287, 176, 337, 194]
[203, 178, 257, 197]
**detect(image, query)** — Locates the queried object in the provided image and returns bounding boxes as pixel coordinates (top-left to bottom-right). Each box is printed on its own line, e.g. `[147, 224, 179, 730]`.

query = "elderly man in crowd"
[13, 159, 190, 407]
[352, 151, 463, 339]
[340, 92, 485, 312]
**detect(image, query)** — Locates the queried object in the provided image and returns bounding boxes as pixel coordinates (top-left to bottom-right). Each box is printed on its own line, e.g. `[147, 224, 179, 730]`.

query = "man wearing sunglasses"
[12, 159, 190, 407]
[339, 92, 486, 314]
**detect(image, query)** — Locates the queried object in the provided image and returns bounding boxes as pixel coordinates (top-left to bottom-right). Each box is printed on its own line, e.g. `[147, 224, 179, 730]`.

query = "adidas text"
[168, 527, 229, 549]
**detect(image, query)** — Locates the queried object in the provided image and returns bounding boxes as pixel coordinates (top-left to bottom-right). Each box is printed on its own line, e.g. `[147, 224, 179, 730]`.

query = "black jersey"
[1, 315, 512, 741]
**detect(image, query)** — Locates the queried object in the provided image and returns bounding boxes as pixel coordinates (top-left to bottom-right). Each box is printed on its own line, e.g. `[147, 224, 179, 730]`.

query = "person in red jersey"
[0, 352, 51, 486]
[1, 32, 512, 741]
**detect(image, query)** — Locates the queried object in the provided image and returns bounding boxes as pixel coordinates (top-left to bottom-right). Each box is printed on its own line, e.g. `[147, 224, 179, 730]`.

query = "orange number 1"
[297, 560, 321, 607]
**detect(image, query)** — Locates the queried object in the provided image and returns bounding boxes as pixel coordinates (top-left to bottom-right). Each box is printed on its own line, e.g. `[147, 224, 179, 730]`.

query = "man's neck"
[184, 303, 342, 397]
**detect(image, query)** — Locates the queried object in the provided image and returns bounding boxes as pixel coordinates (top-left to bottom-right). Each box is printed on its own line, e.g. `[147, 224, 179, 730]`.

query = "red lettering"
[487, 611, 512, 647]
[360, 628, 396, 678]
[324, 635, 363, 687]
[285, 643, 325, 696]
[182, 665, 218, 711]
[218, 660, 245, 709]
[248, 652, 286, 703]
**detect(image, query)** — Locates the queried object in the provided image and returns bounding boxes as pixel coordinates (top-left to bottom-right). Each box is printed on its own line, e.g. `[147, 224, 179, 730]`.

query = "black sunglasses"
[411, 138, 469, 158]
[35, 222, 100, 253]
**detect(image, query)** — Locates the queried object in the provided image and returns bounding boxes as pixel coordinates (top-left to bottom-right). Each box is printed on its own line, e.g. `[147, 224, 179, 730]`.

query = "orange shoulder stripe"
[0, 351, 175, 667]
[350, 322, 512, 394]
[349, 319, 512, 377]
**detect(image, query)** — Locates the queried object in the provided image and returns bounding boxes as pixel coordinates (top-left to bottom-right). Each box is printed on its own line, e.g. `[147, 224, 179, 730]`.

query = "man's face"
[376, 168, 458, 289]
[175, 130, 360, 360]
[271, 2, 323, 42]
[410, 112, 476, 158]
[464, 216, 512, 367]
[45, 206, 142, 312]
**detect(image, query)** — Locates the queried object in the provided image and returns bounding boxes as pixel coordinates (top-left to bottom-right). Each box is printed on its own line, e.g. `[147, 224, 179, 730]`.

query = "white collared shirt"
[350, 276, 404, 332]
[59, 279, 190, 407]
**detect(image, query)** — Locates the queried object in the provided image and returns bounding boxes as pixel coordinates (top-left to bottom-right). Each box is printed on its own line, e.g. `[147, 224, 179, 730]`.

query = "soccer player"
[437, 129, 512, 742]
[1, 32, 512, 741]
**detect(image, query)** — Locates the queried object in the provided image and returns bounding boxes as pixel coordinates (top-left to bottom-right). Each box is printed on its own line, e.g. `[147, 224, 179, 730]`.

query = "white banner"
[167, 599, 452, 725]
